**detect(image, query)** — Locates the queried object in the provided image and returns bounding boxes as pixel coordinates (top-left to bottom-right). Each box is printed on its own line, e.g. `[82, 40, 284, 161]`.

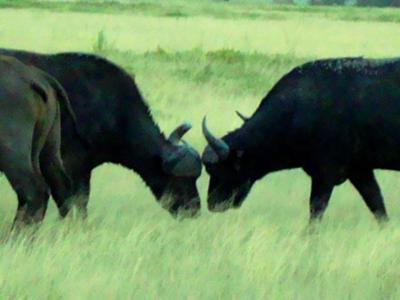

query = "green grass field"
[1, 1, 400, 299]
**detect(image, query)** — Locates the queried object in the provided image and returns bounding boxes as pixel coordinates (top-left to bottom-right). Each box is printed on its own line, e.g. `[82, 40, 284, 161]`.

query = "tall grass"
[1, 3, 400, 299]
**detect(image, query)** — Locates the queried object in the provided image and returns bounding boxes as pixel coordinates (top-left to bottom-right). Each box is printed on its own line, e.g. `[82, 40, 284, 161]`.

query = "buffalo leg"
[0, 137, 49, 226]
[309, 177, 335, 223]
[40, 108, 73, 218]
[6, 166, 49, 226]
[13, 196, 27, 224]
[72, 173, 91, 219]
[30, 125, 52, 222]
[349, 170, 387, 221]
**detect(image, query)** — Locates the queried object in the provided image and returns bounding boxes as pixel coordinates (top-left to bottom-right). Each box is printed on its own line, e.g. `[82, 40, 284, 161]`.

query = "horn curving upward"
[169, 122, 192, 144]
[202, 117, 230, 160]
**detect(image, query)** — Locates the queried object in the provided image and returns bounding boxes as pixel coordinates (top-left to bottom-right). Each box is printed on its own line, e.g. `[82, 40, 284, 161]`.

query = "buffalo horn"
[202, 117, 230, 160]
[169, 122, 192, 144]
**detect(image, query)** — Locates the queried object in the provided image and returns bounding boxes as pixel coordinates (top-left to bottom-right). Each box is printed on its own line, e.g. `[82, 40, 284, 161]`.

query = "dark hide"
[0, 55, 74, 225]
[0, 49, 202, 218]
[202, 57, 400, 223]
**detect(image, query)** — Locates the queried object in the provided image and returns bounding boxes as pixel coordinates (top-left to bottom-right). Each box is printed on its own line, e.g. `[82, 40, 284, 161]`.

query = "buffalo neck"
[117, 92, 170, 199]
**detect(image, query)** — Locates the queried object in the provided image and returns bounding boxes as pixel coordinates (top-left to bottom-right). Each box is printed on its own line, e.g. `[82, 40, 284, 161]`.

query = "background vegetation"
[1, 1, 400, 299]
[1, 0, 400, 10]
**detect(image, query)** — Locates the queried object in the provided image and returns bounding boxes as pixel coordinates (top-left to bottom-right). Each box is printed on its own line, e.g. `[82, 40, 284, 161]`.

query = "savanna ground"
[1, 1, 400, 299]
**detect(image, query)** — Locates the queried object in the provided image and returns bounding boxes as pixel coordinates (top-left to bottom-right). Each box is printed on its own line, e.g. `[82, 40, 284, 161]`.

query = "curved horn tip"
[202, 116, 207, 131]
[181, 121, 192, 131]
[202, 116, 211, 141]
[169, 121, 192, 144]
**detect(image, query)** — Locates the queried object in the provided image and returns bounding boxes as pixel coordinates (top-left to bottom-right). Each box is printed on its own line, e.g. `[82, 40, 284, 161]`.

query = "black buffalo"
[0, 49, 202, 218]
[0, 55, 75, 225]
[202, 57, 400, 222]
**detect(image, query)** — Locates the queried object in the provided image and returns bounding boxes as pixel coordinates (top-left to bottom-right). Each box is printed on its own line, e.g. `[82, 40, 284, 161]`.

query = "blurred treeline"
[308, 0, 400, 7]
[226, 0, 400, 7]
[0, 0, 399, 10]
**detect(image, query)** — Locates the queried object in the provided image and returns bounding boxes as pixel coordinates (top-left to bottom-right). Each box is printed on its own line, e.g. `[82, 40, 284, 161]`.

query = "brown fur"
[0, 55, 73, 226]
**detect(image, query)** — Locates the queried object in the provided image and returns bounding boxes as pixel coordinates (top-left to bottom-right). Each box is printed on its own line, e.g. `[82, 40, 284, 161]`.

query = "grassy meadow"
[1, 1, 400, 299]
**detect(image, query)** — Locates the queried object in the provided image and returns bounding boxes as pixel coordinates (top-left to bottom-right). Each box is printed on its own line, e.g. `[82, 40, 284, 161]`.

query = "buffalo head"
[159, 122, 202, 218]
[201, 117, 254, 212]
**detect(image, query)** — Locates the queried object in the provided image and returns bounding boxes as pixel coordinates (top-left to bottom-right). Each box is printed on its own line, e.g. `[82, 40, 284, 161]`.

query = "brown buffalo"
[0, 55, 74, 225]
